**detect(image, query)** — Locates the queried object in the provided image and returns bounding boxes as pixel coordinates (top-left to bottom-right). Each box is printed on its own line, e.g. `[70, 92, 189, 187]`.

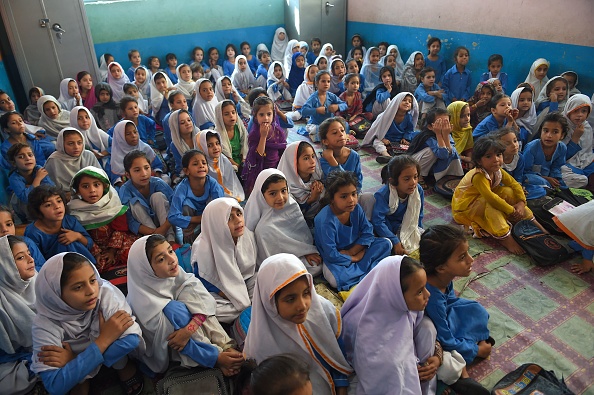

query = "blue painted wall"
[0, 56, 17, 109]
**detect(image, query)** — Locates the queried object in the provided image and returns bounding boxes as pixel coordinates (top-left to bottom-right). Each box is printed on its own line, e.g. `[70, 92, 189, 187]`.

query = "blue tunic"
[442, 65, 472, 102]
[301, 92, 348, 126]
[319, 149, 363, 192]
[107, 116, 156, 145]
[424, 282, 489, 364]
[502, 154, 526, 184]
[424, 55, 447, 84]
[24, 215, 96, 264]
[522, 139, 568, 199]
[223, 60, 234, 77]
[118, 177, 173, 234]
[9, 165, 55, 204]
[414, 82, 449, 106]
[1, 134, 51, 167]
[256, 64, 269, 81]
[384, 114, 416, 143]
[314, 204, 392, 291]
[364, 87, 390, 113]
[24, 236, 46, 271]
[480, 72, 508, 92]
[168, 176, 224, 229]
[246, 56, 259, 75]
[371, 184, 424, 246]
[472, 114, 507, 139]
[422, 136, 462, 177]
[126, 67, 136, 82]
[165, 67, 178, 84]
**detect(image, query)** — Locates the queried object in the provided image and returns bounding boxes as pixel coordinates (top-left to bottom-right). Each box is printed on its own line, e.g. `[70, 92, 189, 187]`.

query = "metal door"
[0, 0, 99, 98]
[320, 0, 346, 56]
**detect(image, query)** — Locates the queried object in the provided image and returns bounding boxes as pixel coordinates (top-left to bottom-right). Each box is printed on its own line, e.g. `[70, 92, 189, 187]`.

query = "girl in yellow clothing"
[447, 101, 473, 169]
[452, 137, 545, 255]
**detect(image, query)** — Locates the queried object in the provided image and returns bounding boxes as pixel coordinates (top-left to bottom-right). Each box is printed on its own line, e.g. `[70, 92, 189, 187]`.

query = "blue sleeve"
[32, 141, 47, 166]
[279, 115, 294, 129]
[550, 144, 566, 180]
[145, 116, 156, 142]
[480, 72, 488, 82]
[418, 186, 425, 227]
[353, 154, 363, 192]
[371, 190, 399, 246]
[354, 207, 374, 247]
[223, 61, 233, 77]
[103, 335, 139, 367]
[170, 143, 183, 177]
[512, 155, 525, 184]
[319, 156, 344, 178]
[414, 84, 434, 103]
[565, 140, 581, 160]
[376, 88, 391, 104]
[536, 101, 551, 114]
[126, 68, 135, 81]
[168, 187, 191, 228]
[26, 237, 46, 271]
[301, 94, 318, 118]
[472, 117, 492, 139]
[209, 178, 225, 200]
[314, 213, 352, 266]
[39, 342, 104, 395]
[441, 70, 452, 101]
[125, 209, 141, 235]
[330, 93, 348, 112]
[69, 217, 94, 251]
[522, 144, 537, 176]
[154, 178, 174, 200]
[463, 71, 472, 101]
[199, 121, 215, 130]
[196, 272, 222, 294]
[426, 138, 450, 160]
[500, 73, 508, 92]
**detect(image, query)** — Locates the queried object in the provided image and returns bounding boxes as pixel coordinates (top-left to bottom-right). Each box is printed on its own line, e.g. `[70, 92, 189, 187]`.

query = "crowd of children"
[0, 29, 592, 395]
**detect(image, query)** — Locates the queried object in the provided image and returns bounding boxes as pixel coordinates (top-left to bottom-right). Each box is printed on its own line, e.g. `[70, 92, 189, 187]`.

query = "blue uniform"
[442, 65, 472, 102]
[118, 177, 173, 235]
[168, 176, 224, 229]
[319, 149, 363, 192]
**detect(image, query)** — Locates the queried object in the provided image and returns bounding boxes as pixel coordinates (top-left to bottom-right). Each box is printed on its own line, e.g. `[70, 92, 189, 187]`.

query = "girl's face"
[228, 207, 244, 242]
[378, 45, 387, 57]
[79, 74, 93, 91]
[155, 76, 168, 92]
[491, 97, 512, 118]
[414, 54, 425, 70]
[77, 109, 91, 130]
[11, 242, 35, 281]
[194, 50, 204, 63]
[13, 147, 36, 172]
[429, 41, 441, 56]
[170, 94, 188, 111]
[199, 82, 214, 101]
[166, 57, 177, 68]
[67, 81, 79, 98]
[206, 135, 221, 158]
[322, 120, 346, 148]
[316, 73, 331, 93]
[489, 60, 502, 76]
[276, 276, 311, 324]
[150, 241, 179, 278]
[263, 179, 289, 209]
[477, 147, 503, 175]
[421, 71, 435, 87]
[210, 50, 219, 61]
[394, 165, 419, 199]
[260, 52, 271, 66]
[273, 65, 283, 79]
[63, 133, 84, 157]
[184, 153, 208, 179]
[0, 94, 15, 112]
[124, 123, 139, 146]
[534, 65, 548, 80]
[178, 111, 194, 135]
[311, 40, 321, 53]
[500, 132, 519, 157]
[126, 157, 151, 187]
[492, 79, 503, 93]
[222, 104, 237, 128]
[440, 240, 473, 278]
[99, 90, 111, 103]
[300, 47, 308, 56]
[318, 58, 328, 70]
[385, 56, 396, 69]
[297, 145, 317, 179]
[130, 52, 141, 66]
[124, 101, 140, 119]
[0, 212, 14, 236]
[241, 44, 251, 56]
[43, 101, 60, 119]
[278, 31, 286, 41]
[517, 91, 533, 112]
[238, 58, 248, 71]
[226, 47, 236, 59]
[381, 70, 392, 86]
[105, 56, 114, 65]
[352, 36, 361, 47]
[39, 194, 65, 222]
[295, 56, 305, 69]
[459, 105, 471, 128]
[192, 69, 203, 81]
[307, 66, 318, 82]
[150, 58, 160, 69]
[292, 45, 300, 54]
[347, 61, 359, 74]
[480, 87, 494, 102]
[30, 91, 41, 104]
[77, 175, 105, 204]
[256, 103, 274, 126]
[125, 88, 139, 98]
[353, 49, 363, 61]
[324, 46, 333, 57]
[331, 183, 358, 214]
[109, 65, 123, 79]
[346, 77, 360, 93]
[541, 121, 564, 149]
[389, 48, 398, 57]
[399, 95, 413, 113]
[179, 65, 192, 82]
[61, 263, 99, 311]
[564, 74, 577, 89]
[6, 114, 26, 135]
[455, 50, 469, 67]
[549, 81, 567, 102]
[568, 106, 590, 126]
[402, 268, 430, 311]
[332, 60, 345, 77]
[369, 50, 380, 64]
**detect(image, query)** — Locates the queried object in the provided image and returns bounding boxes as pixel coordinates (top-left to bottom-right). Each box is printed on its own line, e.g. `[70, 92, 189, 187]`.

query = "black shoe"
[376, 155, 391, 164]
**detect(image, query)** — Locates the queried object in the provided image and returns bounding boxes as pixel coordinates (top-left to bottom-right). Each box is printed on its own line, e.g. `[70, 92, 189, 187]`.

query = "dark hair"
[419, 225, 466, 275]
[6, 142, 32, 164]
[352, 46, 364, 57]
[546, 77, 568, 98]
[94, 82, 113, 101]
[0, 110, 22, 130]
[233, 359, 258, 395]
[310, 37, 321, 46]
[190, 62, 204, 74]
[182, 149, 206, 169]
[76, 71, 91, 84]
[314, 70, 331, 85]
[123, 83, 138, 93]
[220, 99, 236, 113]
[247, 88, 267, 106]
[153, 72, 166, 83]
[165, 53, 177, 61]
[400, 256, 424, 292]
[103, 53, 113, 62]
[539, 112, 569, 139]
[192, 46, 204, 58]
[62, 128, 81, 140]
[319, 116, 347, 143]
[240, 41, 250, 50]
[147, 56, 159, 67]
[490, 127, 518, 142]
[387, 155, 421, 186]
[225, 44, 238, 59]
[321, 170, 358, 206]
[205, 131, 220, 144]
[199, 79, 213, 90]
[7, 235, 26, 251]
[453, 46, 469, 61]
[0, 204, 14, 218]
[343, 73, 360, 85]
[257, 50, 270, 61]
[489, 93, 509, 110]
[250, 354, 310, 395]
[119, 95, 139, 112]
[423, 107, 449, 131]
[420, 67, 436, 79]
[145, 234, 168, 263]
[471, 137, 505, 166]
[377, 41, 389, 49]
[28, 185, 67, 220]
[488, 54, 503, 67]
[351, 33, 364, 46]
[128, 49, 139, 60]
[177, 63, 191, 73]
[207, 47, 219, 57]
[28, 87, 43, 101]
[72, 171, 107, 194]
[123, 150, 150, 173]
[516, 82, 533, 91]
[261, 174, 287, 194]
[330, 58, 344, 74]
[297, 141, 314, 159]
[167, 90, 185, 105]
[60, 253, 92, 289]
[251, 96, 274, 118]
[427, 37, 441, 52]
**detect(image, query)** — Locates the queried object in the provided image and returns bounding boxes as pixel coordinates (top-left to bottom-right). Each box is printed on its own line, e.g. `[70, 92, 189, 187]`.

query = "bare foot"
[571, 259, 593, 274]
[499, 235, 525, 255]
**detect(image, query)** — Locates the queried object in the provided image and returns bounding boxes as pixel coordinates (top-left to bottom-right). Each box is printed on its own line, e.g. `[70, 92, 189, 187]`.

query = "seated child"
[271, 28, 288, 62]
[491, 128, 524, 184]
[77, 70, 97, 111]
[240, 41, 259, 75]
[126, 49, 142, 80]
[307, 37, 321, 65]
[243, 253, 353, 394]
[91, 83, 120, 131]
[223, 44, 238, 77]
[510, 85, 536, 147]
[57, 78, 83, 111]
[98, 53, 113, 82]
[168, 109, 197, 180]
[362, 66, 398, 117]
[244, 169, 322, 275]
[561, 94, 594, 189]
[0, 206, 45, 269]
[127, 235, 243, 375]
[360, 46, 381, 95]
[534, 76, 569, 133]
[133, 66, 150, 98]
[146, 55, 161, 81]
[23, 86, 43, 126]
[328, 57, 345, 95]
[290, 64, 318, 121]
[174, 64, 195, 107]
[69, 106, 111, 169]
[206, 47, 224, 82]
[442, 47, 472, 102]
[480, 54, 508, 92]
[524, 58, 549, 99]
[1, 110, 53, 165]
[168, 149, 224, 243]
[314, 54, 328, 71]
[452, 137, 538, 254]
[37, 95, 70, 138]
[561, 71, 580, 97]
[150, 72, 175, 126]
[401, 51, 425, 94]
[424, 37, 446, 84]
[190, 62, 204, 83]
[246, 354, 313, 395]
[371, 155, 424, 255]
[472, 93, 519, 140]
[32, 252, 143, 395]
[448, 101, 474, 168]
[314, 171, 392, 291]
[338, 73, 373, 131]
[255, 49, 271, 88]
[554, 200, 594, 274]
[118, 150, 175, 242]
[266, 61, 293, 102]
[468, 81, 496, 128]
[319, 117, 363, 190]
[68, 166, 138, 273]
[382, 45, 405, 81]
[192, 78, 219, 130]
[283, 40, 301, 75]
[161, 91, 189, 151]
[414, 67, 446, 119]
[231, 55, 257, 97]
[345, 59, 366, 95]
[165, 53, 179, 84]
[215, 76, 249, 124]
[123, 83, 148, 115]
[107, 62, 130, 103]
[214, 100, 248, 171]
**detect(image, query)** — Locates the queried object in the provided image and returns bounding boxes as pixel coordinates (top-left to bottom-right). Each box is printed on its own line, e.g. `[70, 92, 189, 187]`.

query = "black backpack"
[491, 363, 575, 395]
[512, 220, 570, 266]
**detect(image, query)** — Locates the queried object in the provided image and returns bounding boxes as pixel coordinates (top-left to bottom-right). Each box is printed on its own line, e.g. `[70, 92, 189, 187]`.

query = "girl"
[0, 206, 46, 269]
[107, 62, 130, 103]
[57, 78, 83, 111]
[207, 47, 224, 81]
[123, 83, 148, 115]
[341, 256, 438, 395]
[524, 58, 549, 99]
[415, 67, 446, 117]
[1, 110, 52, 165]
[133, 66, 150, 98]
[328, 57, 346, 95]
[447, 101, 473, 168]
[165, 53, 179, 84]
[271, 27, 288, 62]
[196, 130, 245, 202]
[346, 58, 366, 94]
[535, 76, 568, 115]
[214, 99, 248, 171]
[231, 55, 257, 96]
[290, 64, 318, 121]
[240, 41, 259, 75]
[244, 169, 322, 275]
[118, 96, 157, 147]
[243, 253, 353, 395]
[168, 149, 225, 243]
[371, 155, 424, 255]
[191, 46, 209, 75]
[363, 92, 419, 161]
[77, 72, 96, 110]
[150, 72, 175, 126]
[37, 95, 70, 138]
[347, 33, 366, 60]
[425, 37, 447, 84]
[319, 117, 363, 190]
[510, 85, 536, 147]
[68, 166, 137, 273]
[32, 252, 143, 395]
[147, 56, 161, 79]
[248, 354, 313, 395]
[98, 53, 112, 82]
[301, 71, 348, 142]
[362, 66, 399, 117]
[0, 235, 38, 394]
[314, 171, 392, 291]
[480, 54, 508, 93]
[192, 78, 219, 130]
[360, 46, 382, 94]
[401, 51, 425, 94]
[23, 86, 44, 126]
[25, 185, 96, 263]
[339, 73, 373, 134]
[44, 128, 101, 195]
[266, 61, 293, 102]
[127, 235, 243, 374]
[256, 49, 271, 88]
[382, 44, 405, 79]
[468, 81, 497, 128]
[452, 137, 536, 254]
[473, 93, 519, 140]
[351, 47, 364, 67]
[492, 127, 524, 184]
[442, 47, 472, 102]
[288, 53, 307, 96]
[561, 94, 593, 189]
[169, 109, 198, 180]
[91, 83, 120, 131]
[421, 225, 492, 364]
[215, 75, 248, 124]
[191, 197, 257, 327]
[277, 141, 325, 225]
[69, 106, 111, 167]
[284, 40, 301, 75]
[241, 96, 288, 195]
[223, 44, 238, 76]
[561, 71, 580, 96]
[408, 108, 464, 185]
[314, 54, 328, 71]
[174, 63, 196, 106]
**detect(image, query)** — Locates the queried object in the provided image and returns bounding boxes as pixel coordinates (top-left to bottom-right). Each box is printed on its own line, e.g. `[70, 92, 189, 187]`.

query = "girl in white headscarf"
[174, 63, 196, 105]
[271, 27, 288, 62]
[524, 58, 549, 99]
[57, 78, 83, 111]
[360, 46, 382, 95]
[168, 109, 197, 179]
[107, 62, 130, 103]
[283, 40, 300, 75]
[192, 78, 219, 130]
[561, 94, 594, 188]
[213, 99, 249, 171]
[37, 95, 71, 138]
[69, 106, 111, 168]
[231, 55, 257, 96]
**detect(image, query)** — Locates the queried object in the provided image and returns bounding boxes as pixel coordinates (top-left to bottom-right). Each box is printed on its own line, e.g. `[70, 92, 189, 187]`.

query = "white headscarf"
[244, 253, 353, 394]
[361, 46, 382, 91]
[284, 40, 300, 75]
[387, 184, 423, 252]
[293, 65, 316, 109]
[0, 236, 36, 355]
[231, 55, 257, 92]
[256, 43, 269, 57]
[563, 94, 594, 169]
[214, 75, 235, 102]
[32, 252, 143, 374]
[110, 120, 156, 176]
[524, 58, 550, 99]
[149, 71, 173, 114]
[319, 43, 334, 60]
[277, 141, 323, 205]
[98, 54, 109, 82]
[69, 106, 110, 152]
[134, 66, 151, 98]
[37, 95, 71, 138]
[169, 109, 198, 158]
[314, 54, 328, 71]
[192, 78, 218, 129]
[174, 64, 195, 101]
[381, 45, 405, 77]
[363, 92, 419, 146]
[561, 70, 580, 97]
[535, 75, 568, 108]
[213, 99, 248, 161]
[510, 87, 536, 134]
[57, 78, 83, 111]
[271, 27, 288, 62]
[191, 198, 257, 311]
[107, 61, 130, 103]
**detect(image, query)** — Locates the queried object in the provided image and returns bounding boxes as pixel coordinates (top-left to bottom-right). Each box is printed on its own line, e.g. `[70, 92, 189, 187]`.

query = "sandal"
[121, 369, 144, 395]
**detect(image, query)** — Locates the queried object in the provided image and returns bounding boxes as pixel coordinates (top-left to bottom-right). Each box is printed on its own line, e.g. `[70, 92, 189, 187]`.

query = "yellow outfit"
[448, 101, 474, 154]
[452, 167, 533, 238]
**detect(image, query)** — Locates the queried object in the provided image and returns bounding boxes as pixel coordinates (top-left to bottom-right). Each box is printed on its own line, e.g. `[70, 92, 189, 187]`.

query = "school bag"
[490, 363, 575, 395]
[433, 175, 462, 199]
[512, 220, 570, 266]
[156, 366, 229, 395]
